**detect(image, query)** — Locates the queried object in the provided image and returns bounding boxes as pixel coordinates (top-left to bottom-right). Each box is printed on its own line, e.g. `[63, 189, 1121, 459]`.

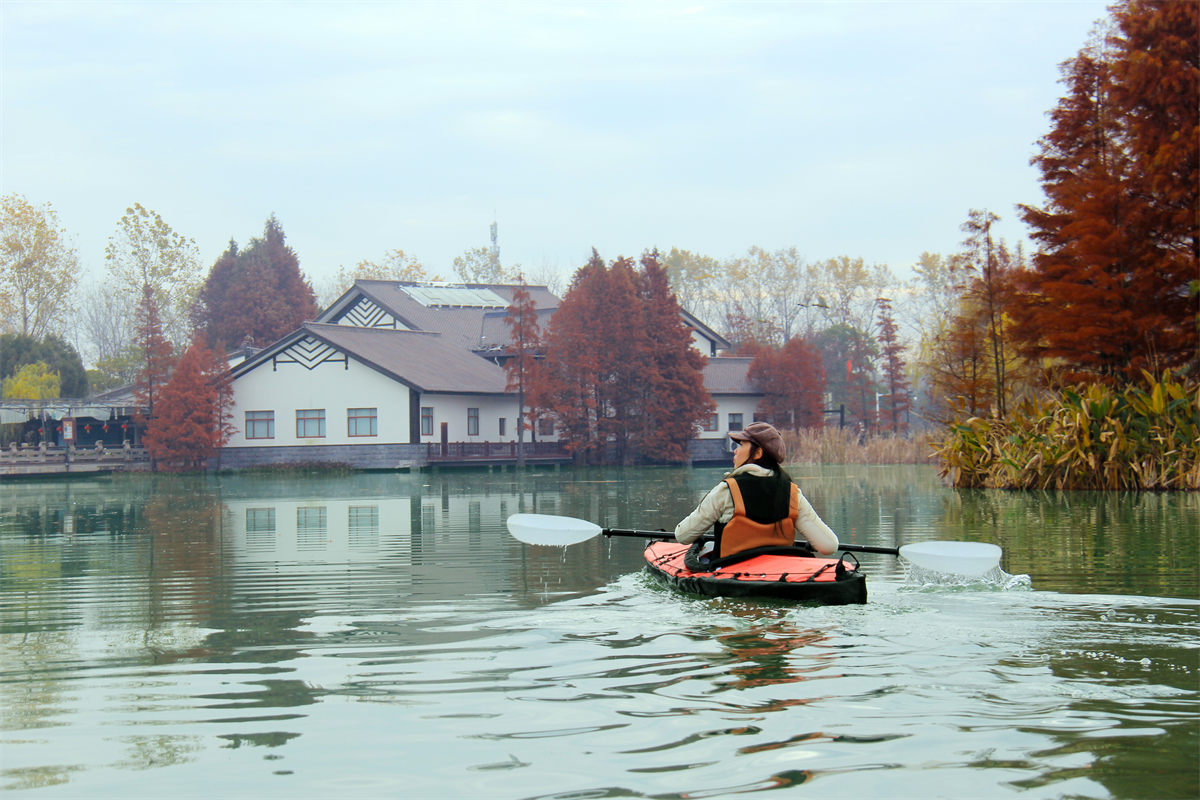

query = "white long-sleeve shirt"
[673, 463, 840, 555]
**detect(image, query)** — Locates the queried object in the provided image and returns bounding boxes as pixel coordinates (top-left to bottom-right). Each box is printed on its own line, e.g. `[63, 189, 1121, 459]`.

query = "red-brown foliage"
[534, 249, 711, 464]
[502, 280, 542, 456]
[144, 336, 234, 471]
[194, 216, 318, 350]
[1015, 1, 1199, 381]
[631, 251, 713, 461]
[132, 285, 175, 451]
[747, 336, 826, 430]
[875, 298, 911, 433]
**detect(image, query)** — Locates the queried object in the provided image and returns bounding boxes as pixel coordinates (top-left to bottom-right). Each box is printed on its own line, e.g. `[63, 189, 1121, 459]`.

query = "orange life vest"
[715, 476, 799, 559]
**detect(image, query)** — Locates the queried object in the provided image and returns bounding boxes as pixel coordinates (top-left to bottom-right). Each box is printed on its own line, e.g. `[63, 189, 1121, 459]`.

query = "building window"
[728, 413, 743, 431]
[467, 407, 480, 436]
[702, 413, 718, 432]
[348, 407, 377, 437]
[498, 417, 506, 436]
[296, 409, 326, 438]
[538, 417, 555, 436]
[245, 410, 275, 439]
[421, 407, 433, 436]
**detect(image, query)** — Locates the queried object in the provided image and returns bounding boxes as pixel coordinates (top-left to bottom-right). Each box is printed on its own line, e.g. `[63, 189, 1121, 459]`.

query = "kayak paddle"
[505, 513, 1003, 576]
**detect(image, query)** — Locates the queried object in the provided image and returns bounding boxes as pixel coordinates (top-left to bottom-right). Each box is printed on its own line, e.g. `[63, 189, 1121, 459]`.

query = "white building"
[222, 280, 757, 469]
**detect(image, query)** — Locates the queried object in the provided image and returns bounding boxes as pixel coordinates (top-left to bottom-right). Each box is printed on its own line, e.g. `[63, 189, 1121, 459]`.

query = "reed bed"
[932, 372, 1200, 491]
[781, 428, 937, 465]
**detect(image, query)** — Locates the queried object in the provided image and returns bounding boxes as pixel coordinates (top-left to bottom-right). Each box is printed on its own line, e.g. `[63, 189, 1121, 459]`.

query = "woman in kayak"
[674, 421, 839, 562]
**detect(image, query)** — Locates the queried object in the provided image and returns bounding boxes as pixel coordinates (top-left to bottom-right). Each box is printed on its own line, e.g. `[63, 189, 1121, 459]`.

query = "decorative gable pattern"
[272, 336, 349, 371]
[337, 296, 403, 330]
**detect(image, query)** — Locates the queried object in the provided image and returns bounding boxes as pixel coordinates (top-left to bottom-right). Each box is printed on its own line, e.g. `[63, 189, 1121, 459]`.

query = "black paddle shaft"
[600, 528, 900, 556]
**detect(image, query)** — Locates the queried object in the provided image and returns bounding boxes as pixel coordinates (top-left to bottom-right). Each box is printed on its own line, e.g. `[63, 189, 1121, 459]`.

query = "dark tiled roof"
[324, 280, 559, 351]
[704, 357, 757, 394]
[301, 323, 510, 394]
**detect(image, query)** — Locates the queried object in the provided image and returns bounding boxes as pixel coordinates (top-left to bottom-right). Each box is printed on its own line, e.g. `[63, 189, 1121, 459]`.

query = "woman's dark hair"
[750, 451, 792, 519]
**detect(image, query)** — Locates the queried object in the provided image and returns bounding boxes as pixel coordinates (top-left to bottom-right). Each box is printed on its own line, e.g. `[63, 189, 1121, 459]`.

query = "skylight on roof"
[403, 285, 508, 308]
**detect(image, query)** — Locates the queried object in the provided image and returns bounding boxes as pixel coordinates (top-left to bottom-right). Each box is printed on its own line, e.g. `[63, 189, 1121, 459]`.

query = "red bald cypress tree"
[631, 250, 712, 462]
[875, 298, 911, 434]
[1109, 0, 1199, 368]
[926, 301, 994, 422]
[132, 284, 175, 461]
[194, 216, 318, 350]
[1015, 2, 1199, 381]
[535, 249, 712, 464]
[535, 251, 609, 463]
[502, 279, 542, 467]
[598, 256, 645, 463]
[144, 337, 233, 471]
[748, 336, 826, 431]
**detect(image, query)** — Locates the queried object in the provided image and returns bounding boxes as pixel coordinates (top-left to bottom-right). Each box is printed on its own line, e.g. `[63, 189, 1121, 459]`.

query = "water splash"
[900, 561, 1033, 591]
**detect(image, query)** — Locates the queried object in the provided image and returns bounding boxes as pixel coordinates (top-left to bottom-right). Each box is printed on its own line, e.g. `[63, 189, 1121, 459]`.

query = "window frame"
[296, 408, 326, 438]
[245, 410, 275, 440]
[467, 407, 480, 436]
[420, 407, 434, 437]
[347, 407, 378, 437]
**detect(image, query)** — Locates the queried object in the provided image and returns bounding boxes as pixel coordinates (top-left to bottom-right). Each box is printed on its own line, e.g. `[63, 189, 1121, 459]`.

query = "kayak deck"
[643, 541, 867, 605]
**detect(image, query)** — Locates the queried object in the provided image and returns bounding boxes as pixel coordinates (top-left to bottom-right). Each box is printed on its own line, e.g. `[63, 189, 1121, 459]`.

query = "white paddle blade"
[899, 541, 1002, 577]
[506, 514, 603, 546]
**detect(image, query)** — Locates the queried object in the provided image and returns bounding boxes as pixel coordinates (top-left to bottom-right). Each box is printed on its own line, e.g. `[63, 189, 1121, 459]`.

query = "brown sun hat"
[729, 421, 785, 464]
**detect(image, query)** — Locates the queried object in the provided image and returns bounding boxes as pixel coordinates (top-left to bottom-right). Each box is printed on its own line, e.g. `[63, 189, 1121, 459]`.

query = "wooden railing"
[0, 443, 150, 475]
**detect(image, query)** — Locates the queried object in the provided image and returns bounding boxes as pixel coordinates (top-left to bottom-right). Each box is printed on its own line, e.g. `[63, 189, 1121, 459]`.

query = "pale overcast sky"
[2, 0, 1111, 287]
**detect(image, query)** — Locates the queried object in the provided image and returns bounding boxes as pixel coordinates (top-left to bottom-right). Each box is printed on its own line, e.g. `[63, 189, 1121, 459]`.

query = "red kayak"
[643, 541, 868, 605]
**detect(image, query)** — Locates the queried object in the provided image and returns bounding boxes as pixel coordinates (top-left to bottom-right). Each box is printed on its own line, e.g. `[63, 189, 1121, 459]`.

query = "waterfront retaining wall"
[689, 438, 732, 465]
[217, 443, 427, 471]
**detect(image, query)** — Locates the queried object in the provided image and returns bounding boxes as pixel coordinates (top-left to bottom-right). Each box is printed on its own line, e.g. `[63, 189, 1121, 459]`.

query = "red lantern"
[37, 428, 43, 434]
[102, 424, 109, 432]
[121, 423, 127, 430]
[84, 424, 91, 433]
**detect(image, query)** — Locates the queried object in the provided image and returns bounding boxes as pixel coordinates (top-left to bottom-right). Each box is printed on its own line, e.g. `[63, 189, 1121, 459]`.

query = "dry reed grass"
[781, 428, 937, 465]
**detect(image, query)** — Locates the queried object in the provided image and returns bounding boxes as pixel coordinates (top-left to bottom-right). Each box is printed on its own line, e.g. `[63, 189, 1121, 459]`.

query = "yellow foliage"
[2, 361, 60, 399]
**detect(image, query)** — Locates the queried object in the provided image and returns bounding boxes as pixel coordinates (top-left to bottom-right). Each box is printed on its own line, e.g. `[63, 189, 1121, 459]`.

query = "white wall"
[416, 394, 531, 443]
[228, 357, 412, 447]
[695, 395, 761, 440]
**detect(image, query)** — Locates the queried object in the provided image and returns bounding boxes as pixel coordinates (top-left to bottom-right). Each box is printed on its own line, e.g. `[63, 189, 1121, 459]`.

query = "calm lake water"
[1, 466, 1196, 799]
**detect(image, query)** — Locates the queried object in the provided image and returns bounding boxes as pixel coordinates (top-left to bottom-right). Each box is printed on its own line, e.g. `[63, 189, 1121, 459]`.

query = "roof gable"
[233, 323, 512, 394]
[318, 280, 560, 352]
[682, 309, 731, 352]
